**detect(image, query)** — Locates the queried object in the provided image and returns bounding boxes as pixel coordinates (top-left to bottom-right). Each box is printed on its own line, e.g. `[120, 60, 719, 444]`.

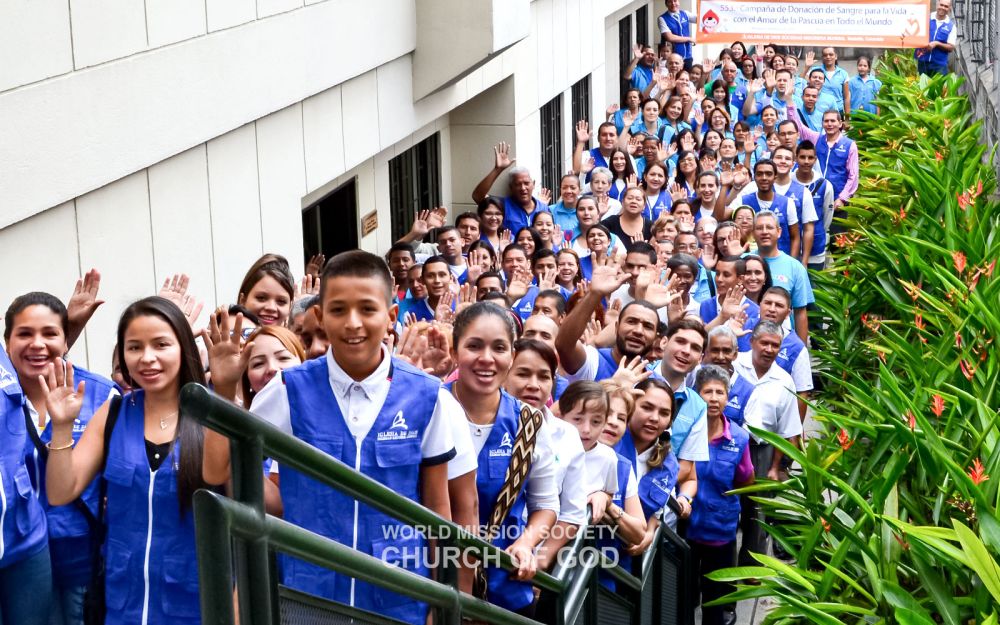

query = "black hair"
[421, 255, 450, 277]
[453, 301, 516, 347]
[664, 317, 708, 348]
[514, 227, 544, 254]
[237, 254, 295, 305]
[501, 244, 528, 262]
[532, 247, 558, 268]
[117, 296, 208, 514]
[699, 147, 719, 161]
[667, 253, 700, 277]
[715, 255, 747, 275]
[4, 292, 68, 342]
[455, 211, 480, 226]
[620, 299, 661, 323]
[585, 223, 612, 239]
[762, 285, 793, 307]
[742, 254, 775, 303]
[626, 240, 657, 263]
[221, 305, 262, 328]
[388, 242, 416, 260]
[796, 139, 817, 154]
[753, 158, 776, 175]
[475, 271, 506, 290]
[481, 291, 512, 307]
[634, 377, 675, 465]
[436, 225, 460, 238]
[534, 290, 567, 315]
[558, 380, 609, 420]
[320, 250, 394, 305]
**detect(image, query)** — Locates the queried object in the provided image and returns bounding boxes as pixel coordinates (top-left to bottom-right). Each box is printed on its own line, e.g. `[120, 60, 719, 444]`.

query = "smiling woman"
[236, 254, 296, 327]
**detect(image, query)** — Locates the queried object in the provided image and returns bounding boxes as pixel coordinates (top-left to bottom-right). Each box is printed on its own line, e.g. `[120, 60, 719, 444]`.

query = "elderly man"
[625, 43, 658, 91]
[734, 320, 802, 566]
[471, 142, 550, 234]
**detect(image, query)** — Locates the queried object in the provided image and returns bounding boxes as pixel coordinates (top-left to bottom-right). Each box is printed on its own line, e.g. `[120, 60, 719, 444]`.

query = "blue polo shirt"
[501, 195, 549, 234]
[631, 64, 655, 92]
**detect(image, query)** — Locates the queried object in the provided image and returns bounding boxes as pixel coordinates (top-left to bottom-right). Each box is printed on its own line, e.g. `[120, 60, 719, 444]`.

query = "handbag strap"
[482, 404, 544, 541]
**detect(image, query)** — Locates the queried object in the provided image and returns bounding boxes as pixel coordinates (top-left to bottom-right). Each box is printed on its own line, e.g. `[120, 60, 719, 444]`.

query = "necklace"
[158, 411, 178, 430]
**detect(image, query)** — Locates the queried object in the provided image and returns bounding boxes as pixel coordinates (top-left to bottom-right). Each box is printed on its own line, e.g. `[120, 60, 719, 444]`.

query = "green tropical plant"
[709, 52, 1000, 623]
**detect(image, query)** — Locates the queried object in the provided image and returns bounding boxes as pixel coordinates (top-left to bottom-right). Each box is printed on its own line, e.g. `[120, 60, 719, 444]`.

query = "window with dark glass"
[388, 133, 441, 242]
[618, 15, 633, 104]
[540, 94, 564, 192]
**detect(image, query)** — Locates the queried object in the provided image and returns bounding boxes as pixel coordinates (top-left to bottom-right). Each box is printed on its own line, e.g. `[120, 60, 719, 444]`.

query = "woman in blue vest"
[641, 163, 673, 222]
[0, 343, 52, 625]
[41, 296, 211, 625]
[448, 302, 559, 616]
[614, 379, 683, 554]
[4, 292, 116, 625]
[607, 149, 637, 202]
[688, 366, 753, 625]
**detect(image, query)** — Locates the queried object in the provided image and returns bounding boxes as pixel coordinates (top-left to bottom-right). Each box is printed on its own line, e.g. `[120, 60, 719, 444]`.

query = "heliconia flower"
[976, 180, 984, 196]
[906, 410, 916, 430]
[843, 269, 850, 278]
[968, 272, 981, 292]
[957, 192, 972, 210]
[914, 313, 924, 330]
[983, 260, 996, 276]
[838, 428, 854, 450]
[877, 350, 887, 364]
[960, 359, 976, 381]
[943, 117, 951, 128]
[955, 332, 963, 348]
[899, 206, 907, 220]
[952, 251, 967, 274]
[935, 151, 944, 162]
[893, 532, 911, 551]
[968, 458, 989, 485]
[931, 394, 945, 417]
[821, 517, 831, 532]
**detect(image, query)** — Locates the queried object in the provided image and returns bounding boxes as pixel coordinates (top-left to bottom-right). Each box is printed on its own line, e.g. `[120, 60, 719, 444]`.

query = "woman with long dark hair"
[42, 296, 210, 625]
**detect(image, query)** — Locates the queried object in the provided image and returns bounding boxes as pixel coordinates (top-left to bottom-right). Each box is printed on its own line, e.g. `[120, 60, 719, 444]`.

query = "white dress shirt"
[733, 351, 802, 442]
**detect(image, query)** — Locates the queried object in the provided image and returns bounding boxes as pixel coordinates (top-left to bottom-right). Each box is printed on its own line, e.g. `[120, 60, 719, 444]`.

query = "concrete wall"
[0, 0, 653, 373]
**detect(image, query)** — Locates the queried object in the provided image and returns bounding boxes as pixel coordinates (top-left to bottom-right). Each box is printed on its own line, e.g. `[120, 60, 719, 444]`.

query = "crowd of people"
[0, 6, 890, 624]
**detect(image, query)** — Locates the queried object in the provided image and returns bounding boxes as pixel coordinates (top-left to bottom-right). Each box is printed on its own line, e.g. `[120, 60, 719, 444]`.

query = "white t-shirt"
[733, 351, 803, 442]
[583, 443, 620, 496]
[439, 391, 478, 480]
[545, 411, 588, 525]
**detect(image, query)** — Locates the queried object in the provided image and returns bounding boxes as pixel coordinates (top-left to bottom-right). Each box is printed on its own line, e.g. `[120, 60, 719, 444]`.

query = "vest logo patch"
[0, 363, 15, 390]
[778, 348, 789, 361]
[727, 396, 741, 409]
[489, 432, 514, 457]
[722, 442, 741, 453]
[391, 411, 407, 430]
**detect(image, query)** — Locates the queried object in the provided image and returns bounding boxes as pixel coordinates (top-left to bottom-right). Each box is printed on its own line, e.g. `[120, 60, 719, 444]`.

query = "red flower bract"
[906, 410, 916, 430]
[952, 251, 967, 274]
[968, 458, 989, 485]
[931, 394, 945, 417]
[838, 428, 854, 450]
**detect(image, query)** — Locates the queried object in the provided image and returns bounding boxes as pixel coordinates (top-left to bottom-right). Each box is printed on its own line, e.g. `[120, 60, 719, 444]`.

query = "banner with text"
[694, 0, 931, 48]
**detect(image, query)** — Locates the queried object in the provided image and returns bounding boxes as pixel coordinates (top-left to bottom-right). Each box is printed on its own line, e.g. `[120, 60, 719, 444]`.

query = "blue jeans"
[0, 545, 53, 625]
[50, 582, 87, 625]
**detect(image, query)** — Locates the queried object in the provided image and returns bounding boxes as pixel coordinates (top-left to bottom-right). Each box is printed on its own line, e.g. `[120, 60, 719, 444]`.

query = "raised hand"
[626, 173, 639, 187]
[632, 43, 643, 60]
[719, 285, 748, 320]
[551, 223, 564, 247]
[720, 168, 735, 187]
[295, 274, 319, 301]
[506, 269, 531, 301]
[588, 262, 629, 297]
[411, 210, 432, 238]
[596, 194, 610, 216]
[626, 134, 642, 156]
[763, 69, 776, 92]
[395, 324, 428, 367]
[657, 144, 670, 163]
[581, 156, 597, 174]
[434, 291, 456, 324]
[644, 269, 680, 310]
[494, 141, 515, 170]
[538, 267, 558, 291]
[726, 309, 752, 337]
[456, 283, 477, 314]
[622, 109, 637, 128]
[202, 308, 253, 394]
[469, 247, 494, 271]
[583, 318, 603, 346]
[575, 120, 592, 145]
[66, 269, 105, 337]
[403, 312, 419, 327]
[750, 77, 764, 93]
[733, 166, 750, 187]
[304, 253, 326, 278]
[606, 103, 621, 117]
[538, 187, 553, 206]
[694, 108, 705, 128]
[702, 58, 715, 73]
[805, 51, 816, 67]
[669, 182, 687, 201]
[158, 273, 190, 308]
[611, 355, 653, 389]
[39, 361, 85, 429]
[466, 262, 483, 284]
[428, 207, 448, 229]
[421, 325, 455, 378]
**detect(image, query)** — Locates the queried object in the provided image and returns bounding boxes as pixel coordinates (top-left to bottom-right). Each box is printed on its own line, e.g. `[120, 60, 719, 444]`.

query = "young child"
[203, 250, 458, 625]
[556, 382, 619, 522]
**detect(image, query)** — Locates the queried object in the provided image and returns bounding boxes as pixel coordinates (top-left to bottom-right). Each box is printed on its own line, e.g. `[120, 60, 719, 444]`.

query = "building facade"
[0, 0, 661, 372]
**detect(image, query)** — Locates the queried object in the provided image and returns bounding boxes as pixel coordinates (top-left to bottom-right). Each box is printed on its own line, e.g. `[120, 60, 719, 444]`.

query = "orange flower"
[931, 394, 945, 417]
[968, 458, 989, 485]
[821, 517, 831, 532]
[935, 151, 943, 162]
[960, 359, 976, 381]
[957, 191, 972, 210]
[899, 206, 907, 220]
[906, 410, 916, 430]
[838, 428, 854, 450]
[984, 260, 996, 276]
[952, 251, 967, 274]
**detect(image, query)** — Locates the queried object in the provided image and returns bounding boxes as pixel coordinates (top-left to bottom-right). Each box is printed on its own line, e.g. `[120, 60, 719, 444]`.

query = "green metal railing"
[182, 383, 692, 625]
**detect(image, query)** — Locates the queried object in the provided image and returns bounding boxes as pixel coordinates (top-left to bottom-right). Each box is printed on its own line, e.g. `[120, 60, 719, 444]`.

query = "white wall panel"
[0, 202, 80, 339]
[70, 0, 147, 69]
[206, 125, 263, 304]
[341, 70, 381, 171]
[206, 0, 256, 32]
[534, 0, 554, 108]
[147, 144, 216, 329]
[256, 104, 307, 266]
[566, 0, 583, 82]
[302, 86, 345, 194]
[376, 59, 417, 152]
[146, 0, 207, 48]
[551, 0, 568, 92]
[258, 0, 305, 19]
[76, 172, 156, 375]
[0, 1, 73, 93]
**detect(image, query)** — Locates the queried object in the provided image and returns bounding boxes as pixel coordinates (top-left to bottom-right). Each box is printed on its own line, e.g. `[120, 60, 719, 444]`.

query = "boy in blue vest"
[793, 140, 835, 270]
[700, 256, 759, 352]
[741, 159, 800, 257]
[204, 251, 457, 625]
[915, 0, 956, 76]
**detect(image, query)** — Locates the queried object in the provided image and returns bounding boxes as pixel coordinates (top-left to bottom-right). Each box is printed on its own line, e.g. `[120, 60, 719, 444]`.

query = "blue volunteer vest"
[687, 419, 750, 543]
[815, 136, 853, 199]
[661, 11, 692, 59]
[553, 375, 569, 402]
[615, 429, 680, 520]
[512, 286, 539, 321]
[472, 390, 535, 611]
[645, 191, 673, 222]
[742, 192, 793, 254]
[923, 18, 954, 66]
[775, 332, 806, 377]
[671, 386, 706, 458]
[723, 374, 755, 427]
[0, 347, 47, 569]
[781, 180, 811, 253]
[597, 453, 635, 590]
[103, 390, 200, 625]
[698, 298, 759, 352]
[502, 196, 550, 234]
[808, 177, 831, 257]
[282, 357, 439, 625]
[25, 366, 115, 586]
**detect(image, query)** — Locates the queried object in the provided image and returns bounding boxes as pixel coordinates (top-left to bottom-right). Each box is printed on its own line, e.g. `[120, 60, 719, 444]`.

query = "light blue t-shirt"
[764, 252, 814, 309]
